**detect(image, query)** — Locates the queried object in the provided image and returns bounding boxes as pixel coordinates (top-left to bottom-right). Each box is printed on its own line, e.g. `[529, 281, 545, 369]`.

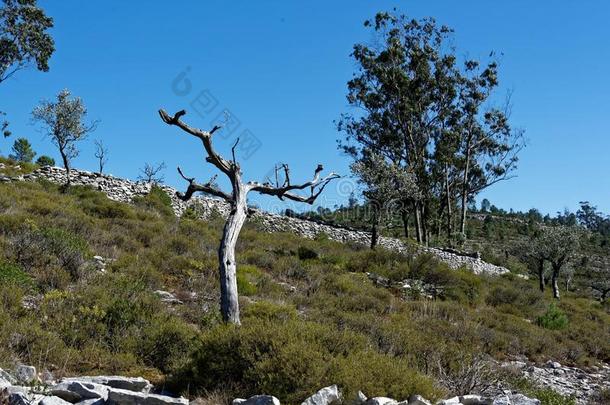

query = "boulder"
[407, 394, 431, 405]
[545, 361, 561, 370]
[50, 381, 108, 403]
[492, 394, 540, 405]
[365, 398, 397, 405]
[15, 365, 37, 384]
[301, 385, 340, 405]
[8, 392, 31, 405]
[355, 391, 367, 404]
[231, 395, 280, 405]
[0, 369, 17, 385]
[438, 396, 493, 405]
[74, 400, 105, 405]
[106, 388, 188, 405]
[63, 377, 152, 393]
[40, 396, 74, 405]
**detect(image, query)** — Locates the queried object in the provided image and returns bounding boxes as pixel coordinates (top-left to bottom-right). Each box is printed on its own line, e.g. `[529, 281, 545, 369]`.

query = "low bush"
[183, 319, 442, 403]
[537, 304, 569, 330]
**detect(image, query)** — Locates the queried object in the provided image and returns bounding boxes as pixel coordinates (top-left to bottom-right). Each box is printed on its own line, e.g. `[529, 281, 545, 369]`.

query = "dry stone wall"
[20, 166, 509, 276]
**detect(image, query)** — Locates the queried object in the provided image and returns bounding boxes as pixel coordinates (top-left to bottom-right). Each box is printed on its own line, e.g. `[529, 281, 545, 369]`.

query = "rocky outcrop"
[502, 360, 610, 404]
[0, 367, 186, 405]
[15, 166, 508, 276]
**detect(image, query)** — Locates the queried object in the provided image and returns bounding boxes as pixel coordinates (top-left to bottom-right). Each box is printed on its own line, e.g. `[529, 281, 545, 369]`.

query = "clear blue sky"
[2, 0, 609, 215]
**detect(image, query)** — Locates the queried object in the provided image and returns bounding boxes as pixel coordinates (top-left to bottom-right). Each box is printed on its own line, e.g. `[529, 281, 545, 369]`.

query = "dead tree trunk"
[159, 109, 338, 325]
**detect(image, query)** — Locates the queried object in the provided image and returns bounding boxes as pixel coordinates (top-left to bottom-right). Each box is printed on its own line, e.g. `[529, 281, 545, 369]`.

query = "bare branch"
[231, 138, 240, 164]
[176, 166, 232, 202]
[159, 109, 234, 176]
[248, 164, 340, 204]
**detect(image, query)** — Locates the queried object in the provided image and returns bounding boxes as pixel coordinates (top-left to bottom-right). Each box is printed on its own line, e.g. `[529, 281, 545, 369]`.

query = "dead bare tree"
[94, 139, 108, 174]
[138, 161, 166, 184]
[159, 109, 339, 324]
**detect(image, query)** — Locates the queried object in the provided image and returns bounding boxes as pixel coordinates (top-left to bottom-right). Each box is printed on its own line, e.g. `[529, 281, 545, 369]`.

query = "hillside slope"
[0, 162, 608, 404]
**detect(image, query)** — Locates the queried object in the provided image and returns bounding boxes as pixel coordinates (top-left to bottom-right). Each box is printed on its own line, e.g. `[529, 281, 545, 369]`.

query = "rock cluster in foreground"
[0, 366, 186, 405]
[232, 384, 541, 405]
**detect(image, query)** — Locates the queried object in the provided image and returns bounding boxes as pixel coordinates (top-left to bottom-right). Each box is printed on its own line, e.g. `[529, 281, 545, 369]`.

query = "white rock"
[63, 376, 152, 393]
[15, 366, 37, 384]
[39, 396, 73, 405]
[8, 392, 31, 405]
[301, 385, 340, 405]
[0, 369, 17, 385]
[231, 395, 280, 405]
[492, 394, 540, 405]
[355, 391, 367, 404]
[106, 388, 188, 405]
[51, 381, 108, 402]
[546, 361, 561, 369]
[407, 394, 431, 405]
[365, 398, 397, 405]
[75, 400, 105, 405]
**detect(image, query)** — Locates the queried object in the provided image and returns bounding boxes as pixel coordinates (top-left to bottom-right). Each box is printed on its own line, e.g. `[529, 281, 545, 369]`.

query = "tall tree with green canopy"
[31, 89, 98, 186]
[337, 11, 460, 245]
[453, 62, 525, 234]
[0, 0, 54, 137]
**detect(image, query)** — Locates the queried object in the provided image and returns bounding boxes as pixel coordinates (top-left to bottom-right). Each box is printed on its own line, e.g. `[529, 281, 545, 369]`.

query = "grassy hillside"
[0, 166, 608, 404]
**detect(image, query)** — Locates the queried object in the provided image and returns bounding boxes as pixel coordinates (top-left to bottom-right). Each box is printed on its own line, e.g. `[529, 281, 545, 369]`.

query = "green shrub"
[242, 301, 298, 322]
[0, 261, 33, 288]
[297, 246, 319, 260]
[537, 304, 569, 330]
[133, 185, 174, 217]
[36, 155, 55, 166]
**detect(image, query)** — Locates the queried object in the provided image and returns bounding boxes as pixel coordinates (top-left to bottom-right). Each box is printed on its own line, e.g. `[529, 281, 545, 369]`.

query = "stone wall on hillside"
[19, 166, 509, 276]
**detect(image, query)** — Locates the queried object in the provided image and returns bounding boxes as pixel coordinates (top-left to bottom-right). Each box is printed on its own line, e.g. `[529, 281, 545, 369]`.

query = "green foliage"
[133, 185, 174, 217]
[297, 245, 319, 260]
[0, 179, 609, 401]
[9, 138, 36, 162]
[184, 319, 442, 403]
[36, 155, 55, 166]
[537, 304, 569, 330]
[0, 0, 55, 81]
[0, 261, 33, 288]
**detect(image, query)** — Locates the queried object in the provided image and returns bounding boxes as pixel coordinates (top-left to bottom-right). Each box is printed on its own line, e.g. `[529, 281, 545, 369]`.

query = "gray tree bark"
[159, 109, 338, 325]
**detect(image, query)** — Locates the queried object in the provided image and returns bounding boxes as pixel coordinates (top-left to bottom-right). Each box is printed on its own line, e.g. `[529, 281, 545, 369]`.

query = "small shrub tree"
[31, 89, 98, 186]
[36, 155, 55, 166]
[9, 137, 36, 162]
[537, 303, 568, 330]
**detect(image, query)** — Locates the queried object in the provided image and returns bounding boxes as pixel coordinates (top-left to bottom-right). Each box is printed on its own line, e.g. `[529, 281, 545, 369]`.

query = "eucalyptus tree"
[159, 109, 339, 324]
[31, 89, 97, 186]
[337, 11, 459, 245]
[351, 153, 419, 248]
[1, 0, 54, 137]
[454, 62, 525, 234]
